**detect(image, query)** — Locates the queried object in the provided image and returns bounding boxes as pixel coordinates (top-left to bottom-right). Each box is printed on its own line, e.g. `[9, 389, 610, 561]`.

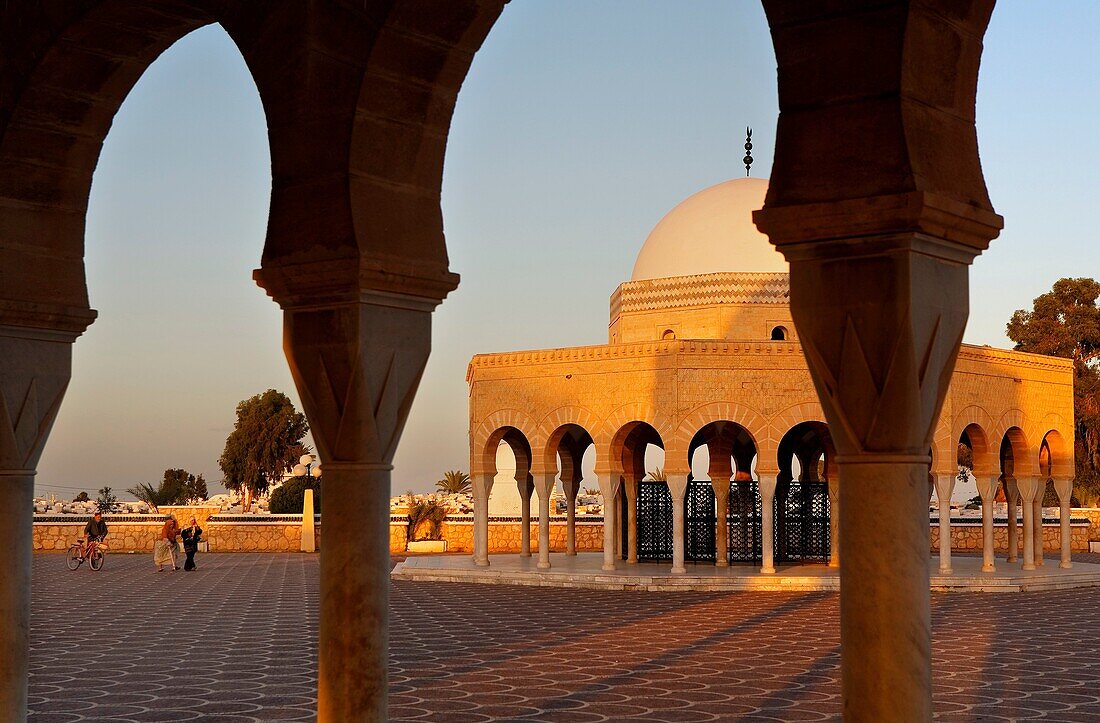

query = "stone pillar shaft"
[1005, 477, 1020, 563]
[1032, 497, 1044, 567]
[473, 475, 492, 567]
[1018, 477, 1039, 571]
[976, 475, 997, 573]
[597, 474, 620, 571]
[828, 476, 840, 568]
[535, 475, 554, 570]
[318, 465, 390, 722]
[668, 474, 688, 574]
[934, 474, 955, 574]
[0, 473, 33, 720]
[839, 461, 932, 720]
[1056, 477, 1073, 569]
[625, 479, 638, 564]
[519, 478, 532, 557]
[759, 475, 777, 574]
[713, 483, 730, 567]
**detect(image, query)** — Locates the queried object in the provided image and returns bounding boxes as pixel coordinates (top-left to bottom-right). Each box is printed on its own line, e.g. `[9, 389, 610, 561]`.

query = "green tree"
[647, 468, 667, 482]
[127, 469, 208, 511]
[95, 487, 117, 514]
[218, 389, 310, 512]
[73, 491, 89, 503]
[269, 476, 322, 514]
[1007, 278, 1100, 504]
[435, 470, 471, 494]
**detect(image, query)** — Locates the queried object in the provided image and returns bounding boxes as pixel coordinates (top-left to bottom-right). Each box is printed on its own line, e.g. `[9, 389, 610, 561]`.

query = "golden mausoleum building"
[467, 178, 1076, 576]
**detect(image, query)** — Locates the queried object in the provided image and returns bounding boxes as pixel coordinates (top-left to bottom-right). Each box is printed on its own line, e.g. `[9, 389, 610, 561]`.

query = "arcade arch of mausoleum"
[468, 178, 1075, 580]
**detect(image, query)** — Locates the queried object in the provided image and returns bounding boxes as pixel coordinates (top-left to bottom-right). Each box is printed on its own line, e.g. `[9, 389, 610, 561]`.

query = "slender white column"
[472, 475, 493, 567]
[668, 474, 689, 574]
[713, 481, 730, 567]
[1033, 495, 1044, 567]
[0, 472, 33, 720]
[534, 475, 554, 570]
[625, 479, 639, 564]
[1005, 476, 1020, 562]
[1017, 476, 1039, 571]
[934, 474, 955, 574]
[828, 476, 840, 568]
[597, 473, 621, 571]
[759, 475, 778, 574]
[518, 477, 532, 557]
[975, 475, 997, 573]
[1055, 478, 1073, 569]
[564, 476, 580, 556]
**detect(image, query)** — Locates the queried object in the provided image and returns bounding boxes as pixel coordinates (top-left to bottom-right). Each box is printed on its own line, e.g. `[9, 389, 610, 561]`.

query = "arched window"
[771, 326, 788, 341]
[662, 329, 676, 340]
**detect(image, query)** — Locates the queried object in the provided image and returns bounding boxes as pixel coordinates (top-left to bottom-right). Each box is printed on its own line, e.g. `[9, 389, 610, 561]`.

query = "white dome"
[630, 177, 786, 281]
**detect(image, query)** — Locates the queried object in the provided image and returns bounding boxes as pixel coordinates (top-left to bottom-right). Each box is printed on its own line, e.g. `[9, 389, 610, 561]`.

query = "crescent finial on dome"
[743, 127, 753, 177]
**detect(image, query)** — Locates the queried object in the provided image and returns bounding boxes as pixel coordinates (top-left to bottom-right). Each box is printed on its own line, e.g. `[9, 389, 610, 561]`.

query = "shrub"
[407, 499, 447, 542]
[269, 476, 321, 514]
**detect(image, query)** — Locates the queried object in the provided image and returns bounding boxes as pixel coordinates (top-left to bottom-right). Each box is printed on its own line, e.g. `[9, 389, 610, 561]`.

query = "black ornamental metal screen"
[775, 480, 830, 564]
[636, 480, 673, 562]
[685, 477, 717, 562]
[728, 479, 762, 564]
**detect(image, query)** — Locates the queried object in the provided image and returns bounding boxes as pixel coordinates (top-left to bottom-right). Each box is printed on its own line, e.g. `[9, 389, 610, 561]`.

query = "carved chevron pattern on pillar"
[0, 376, 68, 469]
[797, 298, 965, 456]
[286, 304, 431, 465]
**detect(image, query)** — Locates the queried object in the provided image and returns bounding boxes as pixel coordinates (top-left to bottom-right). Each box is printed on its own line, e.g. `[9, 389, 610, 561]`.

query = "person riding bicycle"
[83, 511, 108, 550]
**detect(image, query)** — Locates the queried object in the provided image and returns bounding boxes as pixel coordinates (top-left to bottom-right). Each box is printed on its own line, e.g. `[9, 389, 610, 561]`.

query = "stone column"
[975, 475, 997, 573]
[624, 477, 639, 564]
[563, 474, 581, 556]
[518, 475, 533, 558]
[1, 471, 34, 720]
[934, 474, 955, 575]
[713, 480, 730, 566]
[1055, 478, 1073, 569]
[1033, 493, 1044, 567]
[828, 475, 840, 568]
[759, 474, 778, 574]
[597, 473, 622, 571]
[533, 474, 555, 570]
[472, 475, 493, 567]
[0, 324, 88, 721]
[1017, 476, 1040, 571]
[1005, 476, 1020, 562]
[668, 474, 689, 574]
[261, 291, 449, 723]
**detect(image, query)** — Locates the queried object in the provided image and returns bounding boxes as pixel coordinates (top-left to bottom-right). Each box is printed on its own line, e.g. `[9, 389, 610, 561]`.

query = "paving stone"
[25, 552, 1100, 721]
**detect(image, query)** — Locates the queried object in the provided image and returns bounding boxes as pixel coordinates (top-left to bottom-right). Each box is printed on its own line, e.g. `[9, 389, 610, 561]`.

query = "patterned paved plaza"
[28, 552, 1100, 721]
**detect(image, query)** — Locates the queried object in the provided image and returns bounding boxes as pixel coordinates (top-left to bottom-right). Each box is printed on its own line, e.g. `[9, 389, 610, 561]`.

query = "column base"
[1061, 561, 1073, 570]
[671, 565, 685, 574]
[475, 559, 490, 568]
[715, 560, 729, 568]
[760, 565, 776, 574]
[938, 566, 952, 575]
[981, 563, 995, 573]
[1022, 562, 1036, 571]
[520, 551, 531, 558]
[537, 561, 551, 570]
[1007, 556, 1018, 563]
[601, 563, 616, 571]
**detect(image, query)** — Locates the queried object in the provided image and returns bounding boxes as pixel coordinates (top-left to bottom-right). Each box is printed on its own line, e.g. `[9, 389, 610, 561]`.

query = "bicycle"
[67, 537, 107, 571]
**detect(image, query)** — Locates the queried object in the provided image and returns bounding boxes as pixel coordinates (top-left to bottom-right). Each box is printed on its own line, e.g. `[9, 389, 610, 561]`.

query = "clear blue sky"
[34, 1, 1100, 497]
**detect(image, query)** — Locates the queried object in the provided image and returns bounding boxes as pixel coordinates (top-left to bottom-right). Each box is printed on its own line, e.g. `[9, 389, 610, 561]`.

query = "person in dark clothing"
[181, 517, 202, 572]
[83, 512, 108, 544]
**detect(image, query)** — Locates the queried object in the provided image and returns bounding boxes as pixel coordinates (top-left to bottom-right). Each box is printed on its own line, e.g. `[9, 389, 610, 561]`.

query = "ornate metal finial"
[743, 127, 753, 177]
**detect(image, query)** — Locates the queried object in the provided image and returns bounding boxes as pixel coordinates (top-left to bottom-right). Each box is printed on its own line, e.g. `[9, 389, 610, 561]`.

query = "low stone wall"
[930, 520, 1090, 553]
[34, 514, 1098, 555]
[1073, 508, 1100, 541]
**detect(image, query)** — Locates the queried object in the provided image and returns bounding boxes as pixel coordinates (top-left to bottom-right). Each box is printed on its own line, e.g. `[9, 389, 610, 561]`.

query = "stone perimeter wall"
[36, 516, 1095, 554]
